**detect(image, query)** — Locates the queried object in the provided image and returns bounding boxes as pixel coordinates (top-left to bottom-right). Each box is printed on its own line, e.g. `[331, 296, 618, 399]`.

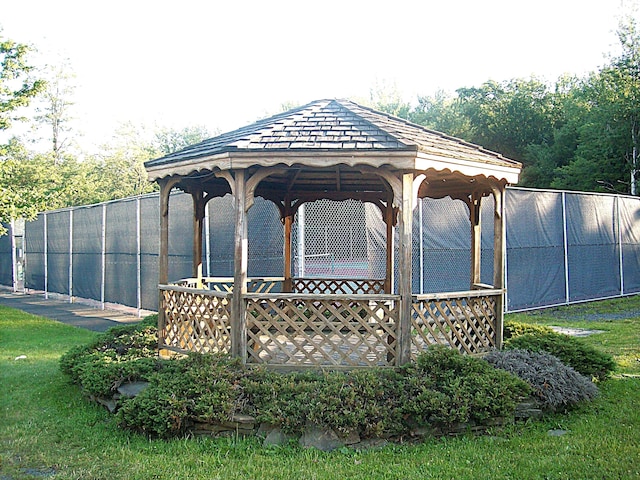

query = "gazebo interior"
[144, 99, 521, 367]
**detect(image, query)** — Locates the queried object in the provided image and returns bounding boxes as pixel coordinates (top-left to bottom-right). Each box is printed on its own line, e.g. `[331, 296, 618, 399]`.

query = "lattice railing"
[173, 277, 284, 293]
[292, 278, 386, 294]
[245, 294, 399, 366]
[410, 290, 502, 356]
[160, 285, 232, 354]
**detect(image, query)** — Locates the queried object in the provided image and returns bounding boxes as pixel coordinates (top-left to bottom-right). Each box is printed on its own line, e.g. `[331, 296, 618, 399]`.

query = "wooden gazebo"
[144, 99, 521, 367]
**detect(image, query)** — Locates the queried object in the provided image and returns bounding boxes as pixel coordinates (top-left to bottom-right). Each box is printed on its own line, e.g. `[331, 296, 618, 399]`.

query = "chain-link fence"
[1, 187, 638, 314]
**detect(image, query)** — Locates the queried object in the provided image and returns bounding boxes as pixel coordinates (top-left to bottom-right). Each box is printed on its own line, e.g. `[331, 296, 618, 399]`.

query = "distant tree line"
[370, 15, 640, 196]
[0, 15, 638, 234]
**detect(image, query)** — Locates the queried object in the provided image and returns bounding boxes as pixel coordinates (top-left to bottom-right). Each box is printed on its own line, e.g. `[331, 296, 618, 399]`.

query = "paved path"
[0, 291, 142, 332]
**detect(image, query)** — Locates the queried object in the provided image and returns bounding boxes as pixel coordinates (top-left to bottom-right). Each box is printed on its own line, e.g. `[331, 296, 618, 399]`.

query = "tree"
[603, 14, 640, 195]
[410, 90, 471, 138]
[0, 33, 46, 234]
[0, 33, 45, 131]
[552, 15, 640, 194]
[455, 78, 557, 163]
[367, 81, 412, 119]
[33, 62, 77, 164]
[153, 125, 212, 156]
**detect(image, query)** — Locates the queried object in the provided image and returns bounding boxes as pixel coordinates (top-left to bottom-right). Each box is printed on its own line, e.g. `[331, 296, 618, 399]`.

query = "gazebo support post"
[231, 169, 248, 362]
[191, 189, 206, 287]
[158, 177, 179, 350]
[492, 186, 506, 349]
[396, 172, 414, 366]
[470, 192, 482, 286]
[384, 195, 394, 295]
[283, 196, 293, 293]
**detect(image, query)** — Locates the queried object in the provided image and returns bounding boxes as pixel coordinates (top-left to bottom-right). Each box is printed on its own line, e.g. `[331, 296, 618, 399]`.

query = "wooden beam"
[384, 195, 394, 294]
[396, 172, 414, 366]
[191, 189, 206, 284]
[470, 192, 482, 287]
[231, 169, 248, 362]
[283, 196, 293, 292]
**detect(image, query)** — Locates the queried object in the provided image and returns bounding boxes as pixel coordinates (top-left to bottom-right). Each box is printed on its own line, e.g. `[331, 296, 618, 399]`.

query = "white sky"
[0, 0, 634, 153]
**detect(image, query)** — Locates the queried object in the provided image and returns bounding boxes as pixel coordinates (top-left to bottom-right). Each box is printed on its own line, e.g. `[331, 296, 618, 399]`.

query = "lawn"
[1, 299, 639, 480]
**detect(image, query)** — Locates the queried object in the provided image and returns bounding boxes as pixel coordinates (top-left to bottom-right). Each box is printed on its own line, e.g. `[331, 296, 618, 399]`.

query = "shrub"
[60, 315, 160, 396]
[485, 349, 599, 409]
[400, 346, 530, 427]
[117, 354, 244, 438]
[62, 328, 533, 440]
[504, 332, 616, 381]
[243, 368, 406, 437]
[503, 320, 554, 339]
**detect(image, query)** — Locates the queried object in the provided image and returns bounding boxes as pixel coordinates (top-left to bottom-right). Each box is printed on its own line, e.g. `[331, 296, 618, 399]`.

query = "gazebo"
[144, 99, 521, 367]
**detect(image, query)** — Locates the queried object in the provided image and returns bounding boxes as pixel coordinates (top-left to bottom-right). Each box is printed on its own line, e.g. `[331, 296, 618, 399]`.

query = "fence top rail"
[159, 284, 231, 298]
[413, 289, 504, 301]
[244, 293, 400, 301]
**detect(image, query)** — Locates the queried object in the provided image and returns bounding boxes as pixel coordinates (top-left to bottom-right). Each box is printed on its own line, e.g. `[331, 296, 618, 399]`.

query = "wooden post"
[192, 189, 205, 286]
[231, 169, 248, 362]
[283, 196, 293, 293]
[158, 178, 175, 348]
[470, 192, 482, 287]
[396, 173, 414, 366]
[384, 196, 394, 294]
[492, 186, 505, 349]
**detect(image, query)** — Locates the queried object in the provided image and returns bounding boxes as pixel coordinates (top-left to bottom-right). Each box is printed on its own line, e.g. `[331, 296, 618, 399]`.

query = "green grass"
[1, 301, 640, 479]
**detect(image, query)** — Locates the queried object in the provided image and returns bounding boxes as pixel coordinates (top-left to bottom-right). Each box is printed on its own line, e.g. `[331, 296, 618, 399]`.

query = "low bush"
[117, 354, 246, 438]
[484, 349, 599, 409]
[504, 332, 616, 381]
[400, 346, 530, 427]
[60, 315, 161, 397]
[61, 329, 532, 439]
[243, 367, 407, 437]
[503, 320, 554, 339]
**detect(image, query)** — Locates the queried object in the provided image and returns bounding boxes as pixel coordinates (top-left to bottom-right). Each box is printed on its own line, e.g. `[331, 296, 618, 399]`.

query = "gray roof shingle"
[144, 99, 520, 172]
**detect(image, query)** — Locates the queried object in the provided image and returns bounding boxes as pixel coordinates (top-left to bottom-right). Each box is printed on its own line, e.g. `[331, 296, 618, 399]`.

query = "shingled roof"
[144, 99, 521, 184]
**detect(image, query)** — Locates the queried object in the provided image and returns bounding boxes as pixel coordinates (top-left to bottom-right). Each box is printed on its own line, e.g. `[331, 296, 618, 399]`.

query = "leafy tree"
[410, 90, 471, 138]
[455, 78, 557, 163]
[0, 141, 59, 234]
[552, 16, 640, 194]
[367, 81, 412, 119]
[0, 32, 45, 131]
[33, 62, 77, 164]
[153, 125, 212, 156]
[0, 33, 46, 234]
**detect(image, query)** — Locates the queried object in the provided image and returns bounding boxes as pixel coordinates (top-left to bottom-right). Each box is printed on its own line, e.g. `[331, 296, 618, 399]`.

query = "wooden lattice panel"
[410, 293, 499, 356]
[161, 288, 232, 354]
[172, 277, 284, 293]
[245, 295, 398, 366]
[293, 278, 386, 295]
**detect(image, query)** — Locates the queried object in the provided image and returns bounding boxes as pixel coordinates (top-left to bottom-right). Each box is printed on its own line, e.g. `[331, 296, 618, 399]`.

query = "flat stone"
[263, 427, 296, 446]
[339, 429, 361, 445]
[550, 326, 604, 337]
[116, 381, 149, 398]
[93, 396, 118, 413]
[299, 424, 344, 452]
[548, 429, 570, 437]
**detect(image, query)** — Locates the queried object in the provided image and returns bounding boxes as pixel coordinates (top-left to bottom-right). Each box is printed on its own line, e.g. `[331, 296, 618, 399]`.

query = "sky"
[0, 0, 635, 153]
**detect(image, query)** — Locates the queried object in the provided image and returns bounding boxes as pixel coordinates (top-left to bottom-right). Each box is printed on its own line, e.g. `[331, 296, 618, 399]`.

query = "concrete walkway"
[0, 291, 142, 332]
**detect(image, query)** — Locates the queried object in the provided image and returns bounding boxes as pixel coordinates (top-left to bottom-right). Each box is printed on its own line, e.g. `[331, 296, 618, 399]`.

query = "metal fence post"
[10, 219, 16, 293]
[562, 192, 570, 304]
[101, 203, 106, 309]
[617, 196, 624, 295]
[69, 209, 73, 303]
[137, 197, 142, 317]
[44, 213, 48, 299]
